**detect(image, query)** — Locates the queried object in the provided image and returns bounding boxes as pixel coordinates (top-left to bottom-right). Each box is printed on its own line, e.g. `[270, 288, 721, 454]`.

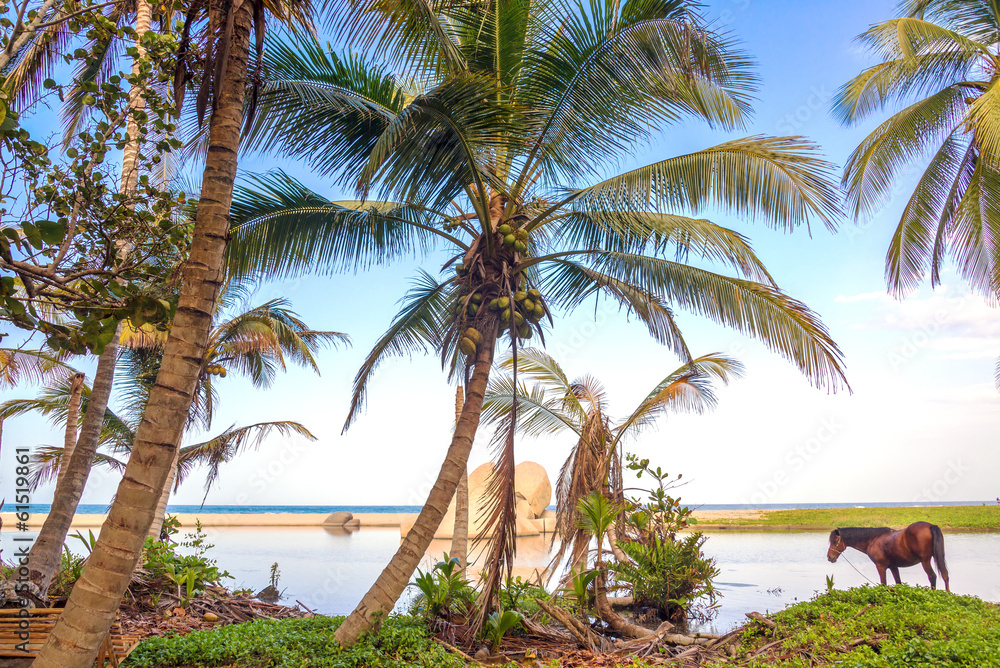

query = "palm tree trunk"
[148, 447, 179, 539]
[32, 1, 251, 664]
[28, 335, 119, 592]
[450, 385, 469, 575]
[334, 325, 498, 646]
[26, 0, 153, 594]
[56, 372, 86, 489]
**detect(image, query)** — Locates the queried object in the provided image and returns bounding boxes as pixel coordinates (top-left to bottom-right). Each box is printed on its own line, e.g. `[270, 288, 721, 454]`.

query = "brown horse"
[827, 522, 949, 591]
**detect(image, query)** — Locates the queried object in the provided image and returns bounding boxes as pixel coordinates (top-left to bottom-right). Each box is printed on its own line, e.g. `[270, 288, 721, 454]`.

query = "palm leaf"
[0, 348, 75, 389]
[568, 136, 842, 233]
[228, 170, 440, 280]
[27, 446, 127, 491]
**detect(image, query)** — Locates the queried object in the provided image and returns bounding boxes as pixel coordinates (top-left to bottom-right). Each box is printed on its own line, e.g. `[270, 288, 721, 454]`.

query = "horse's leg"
[876, 564, 887, 586]
[921, 559, 937, 590]
[889, 566, 901, 585]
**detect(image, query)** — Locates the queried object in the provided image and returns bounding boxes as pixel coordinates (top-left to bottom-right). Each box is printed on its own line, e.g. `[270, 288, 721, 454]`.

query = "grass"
[122, 615, 466, 668]
[710, 585, 1000, 667]
[701, 505, 1000, 531]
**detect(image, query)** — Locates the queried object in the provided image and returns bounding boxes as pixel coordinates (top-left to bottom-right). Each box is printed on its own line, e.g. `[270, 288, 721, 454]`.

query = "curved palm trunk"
[26, 0, 153, 594]
[55, 372, 86, 488]
[28, 335, 119, 592]
[148, 448, 179, 539]
[335, 326, 497, 646]
[32, 1, 251, 664]
[450, 385, 468, 575]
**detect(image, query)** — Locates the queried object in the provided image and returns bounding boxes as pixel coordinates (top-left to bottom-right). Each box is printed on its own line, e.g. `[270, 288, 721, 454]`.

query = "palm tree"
[0, 346, 75, 467]
[227, 0, 848, 643]
[835, 0, 1000, 384]
[117, 292, 348, 535]
[482, 349, 743, 585]
[33, 0, 314, 663]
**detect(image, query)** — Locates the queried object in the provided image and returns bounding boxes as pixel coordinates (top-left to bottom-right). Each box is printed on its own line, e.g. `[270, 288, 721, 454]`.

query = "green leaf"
[36, 219, 67, 245]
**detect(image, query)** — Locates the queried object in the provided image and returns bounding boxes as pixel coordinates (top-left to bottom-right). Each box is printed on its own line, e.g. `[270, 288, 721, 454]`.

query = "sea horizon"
[10, 500, 994, 515]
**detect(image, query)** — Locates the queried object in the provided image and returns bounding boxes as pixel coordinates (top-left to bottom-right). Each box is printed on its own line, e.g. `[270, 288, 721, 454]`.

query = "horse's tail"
[930, 523, 948, 576]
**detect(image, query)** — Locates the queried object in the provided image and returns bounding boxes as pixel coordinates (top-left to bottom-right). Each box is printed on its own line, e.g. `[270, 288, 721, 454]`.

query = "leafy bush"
[610, 532, 719, 621]
[409, 554, 475, 621]
[124, 615, 466, 668]
[720, 585, 1000, 667]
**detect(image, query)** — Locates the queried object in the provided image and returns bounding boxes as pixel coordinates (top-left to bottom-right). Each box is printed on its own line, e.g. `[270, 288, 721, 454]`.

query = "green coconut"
[516, 229, 528, 241]
[514, 291, 527, 302]
[522, 298, 535, 312]
[464, 327, 482, 345]
[488, 298, 500, 311]
[471, 293, 483, 304]
[501, 307, 512, 322]
[514, 241, 527, 253]
[459, 337, 477, 356]
[497, 296, 510, 309]
[527, 288, 541, 300]
[518, 324, 532, 338]
[455, 263, 466, 274]
[498, 223, 512, 236]
[467, 303, 479, 316]
[513, 311, 525, 326]
[503, 234, 516, 248]
[533, 304, 545, 320]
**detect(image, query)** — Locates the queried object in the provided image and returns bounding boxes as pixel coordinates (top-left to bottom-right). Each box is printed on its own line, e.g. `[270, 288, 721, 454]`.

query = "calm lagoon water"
[139, 527, 1000, 631]
[5, 527, 997, 632]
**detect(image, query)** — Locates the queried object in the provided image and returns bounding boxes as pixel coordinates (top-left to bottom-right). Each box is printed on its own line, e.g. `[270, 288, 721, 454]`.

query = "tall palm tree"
[33, 0, 315, 664]
[482, 349, 742, 585]
[835, 0, 1000, 384]
[227, 0, 848, 643]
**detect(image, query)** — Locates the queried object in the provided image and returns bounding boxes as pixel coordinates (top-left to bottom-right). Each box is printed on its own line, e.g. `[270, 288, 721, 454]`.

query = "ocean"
[14, 500, 993, 515]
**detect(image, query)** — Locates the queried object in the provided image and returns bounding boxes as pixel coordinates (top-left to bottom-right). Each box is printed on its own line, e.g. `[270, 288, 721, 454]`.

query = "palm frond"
[228, 170, 438, 280]
[245, 34, 408, 179]
[177, 420, 316, 503]
[841, 84, 968, 219]
[833, 18, 988, 124]
[569, 136, 842, 233]
[0, 348, 76, 389]
[615, 353, 745, 441]
[481, 373, 582, 438]
[344, 270, 456, 430]
[27, 445, 126, 491]
[579, 252, 849, 391]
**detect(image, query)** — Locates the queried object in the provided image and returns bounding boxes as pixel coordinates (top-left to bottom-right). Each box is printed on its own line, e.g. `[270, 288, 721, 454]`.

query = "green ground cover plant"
[707, 506, 1000, 531]
[712, 585, 1000, 667]
[123, 615, 465, 668]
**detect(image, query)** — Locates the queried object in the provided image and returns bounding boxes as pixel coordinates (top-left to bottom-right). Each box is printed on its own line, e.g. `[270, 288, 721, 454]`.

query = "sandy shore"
[2, 509, 759, 530]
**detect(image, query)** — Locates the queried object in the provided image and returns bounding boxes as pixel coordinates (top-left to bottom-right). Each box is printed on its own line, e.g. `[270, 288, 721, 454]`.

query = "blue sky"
[3, 0, 999, 509]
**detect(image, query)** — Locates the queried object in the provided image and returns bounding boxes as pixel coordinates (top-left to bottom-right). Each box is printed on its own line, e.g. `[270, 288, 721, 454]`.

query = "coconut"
[498, 223, 512, 235]
[488, 298, 500, 311]
[514, 291, 527, 302]
[465, 327, 482, 345]
[516, 229, 528, 241]
[514, 241, 527, 253]
[459, 337, 477, 356]
[518, 324, 532, 338]
[513, 311, 525, 326]
[533, 304, 545, 320]
[527, 288, 541, 299]
[522, 298, 535, 312]
[467, 303, 479, 316]
[501, 308, 512, 322]
[503, 234, 517, 248]
[455, 263, 466, 275]
[471, 293, 483, 304]
[497, 296, 510, 309]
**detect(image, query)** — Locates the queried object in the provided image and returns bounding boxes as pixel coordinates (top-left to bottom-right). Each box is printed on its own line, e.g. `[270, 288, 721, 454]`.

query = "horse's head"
[827, 529, 846, 563]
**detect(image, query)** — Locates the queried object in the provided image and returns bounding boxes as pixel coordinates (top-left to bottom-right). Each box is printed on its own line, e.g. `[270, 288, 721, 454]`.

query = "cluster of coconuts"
[488, 286, 547, 340]
[459, 327, 482, 356]
[498, 223, 529, 253]
[205, 364, 227, 377]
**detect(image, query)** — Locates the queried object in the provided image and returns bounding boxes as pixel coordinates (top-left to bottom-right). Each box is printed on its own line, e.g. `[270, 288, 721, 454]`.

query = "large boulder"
[323, 511, 353, 526]
[514, 461, 552, 518]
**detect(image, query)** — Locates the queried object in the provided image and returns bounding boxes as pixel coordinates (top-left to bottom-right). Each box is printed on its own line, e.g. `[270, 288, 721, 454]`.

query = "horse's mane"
[833, 527, 893, 543]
